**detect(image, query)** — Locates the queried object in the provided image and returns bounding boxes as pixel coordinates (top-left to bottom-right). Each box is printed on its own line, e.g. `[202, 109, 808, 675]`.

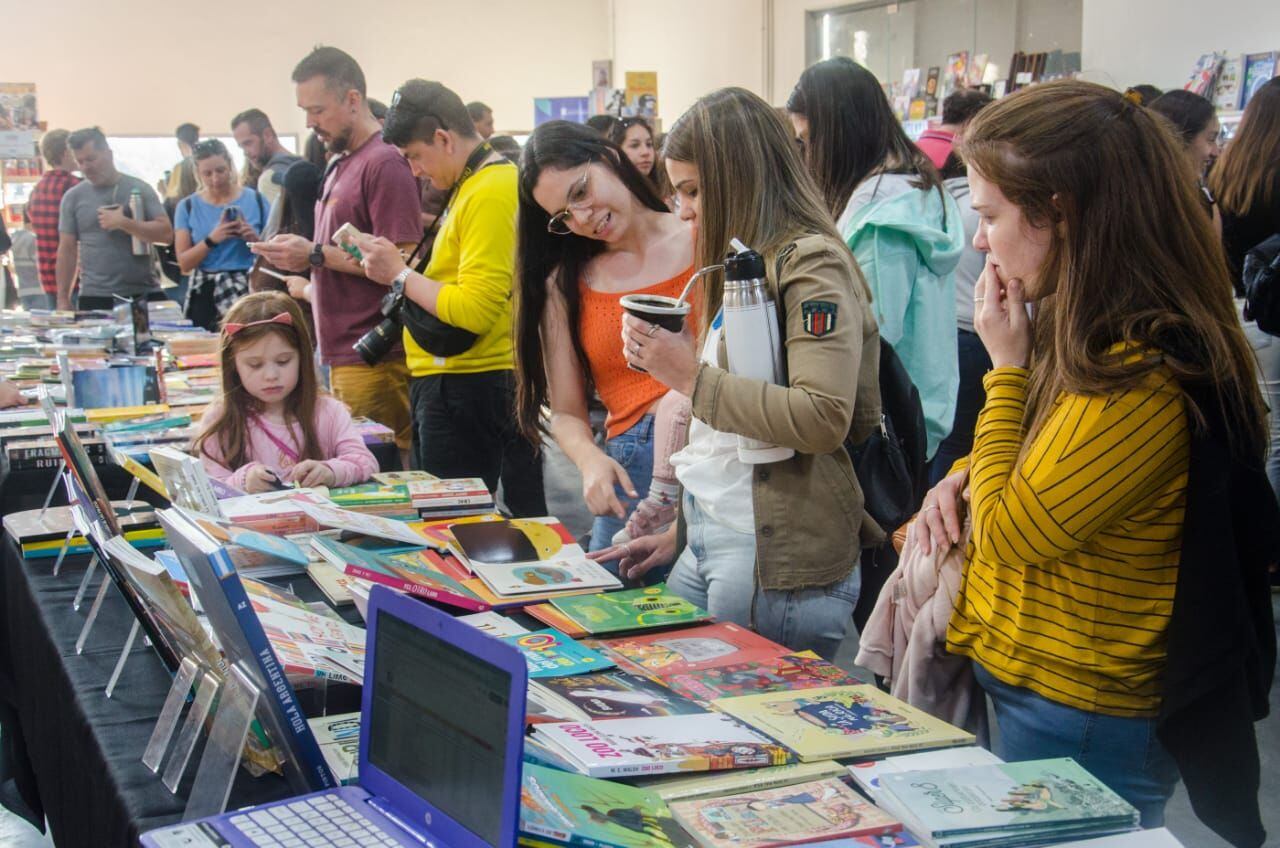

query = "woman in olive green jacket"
[591, 87, 882, 659]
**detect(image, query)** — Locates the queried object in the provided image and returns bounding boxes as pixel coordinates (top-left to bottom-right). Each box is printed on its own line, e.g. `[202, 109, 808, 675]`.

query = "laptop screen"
[368, 609, 512, 847]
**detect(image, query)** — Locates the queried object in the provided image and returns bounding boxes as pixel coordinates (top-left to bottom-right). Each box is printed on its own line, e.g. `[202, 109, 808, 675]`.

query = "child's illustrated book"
[712, 685, 975, 762]
[669, 777, 901, 848]
[663, 651, 858, 703]
[532, 713, 794, 778]
[591, 622, 787, 679]
[519, 763, 683, 848]
[549, 583, 710, 635]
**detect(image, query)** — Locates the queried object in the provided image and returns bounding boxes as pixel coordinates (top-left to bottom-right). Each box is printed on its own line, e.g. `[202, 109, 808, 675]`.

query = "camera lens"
[353, 317, 400, 365]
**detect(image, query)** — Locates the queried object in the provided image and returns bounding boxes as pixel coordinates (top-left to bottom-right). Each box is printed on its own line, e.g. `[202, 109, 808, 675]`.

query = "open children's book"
[447, 517, 621, 597]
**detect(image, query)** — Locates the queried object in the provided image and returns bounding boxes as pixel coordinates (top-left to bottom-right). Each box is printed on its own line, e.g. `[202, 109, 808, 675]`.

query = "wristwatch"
[391, 267, 412, 296]
[204, 236, 217, 249]
[309, 242, 325, 268]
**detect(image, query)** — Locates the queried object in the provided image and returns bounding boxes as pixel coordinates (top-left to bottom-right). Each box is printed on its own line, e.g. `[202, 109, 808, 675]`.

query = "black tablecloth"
[0, 536, 361, 846]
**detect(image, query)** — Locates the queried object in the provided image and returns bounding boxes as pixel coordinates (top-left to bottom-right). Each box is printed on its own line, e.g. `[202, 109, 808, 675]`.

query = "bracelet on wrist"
[204, 236, 217, 249]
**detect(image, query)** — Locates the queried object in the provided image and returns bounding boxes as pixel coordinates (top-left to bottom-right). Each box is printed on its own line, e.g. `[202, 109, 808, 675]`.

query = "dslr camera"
[353, 288, 404, 365]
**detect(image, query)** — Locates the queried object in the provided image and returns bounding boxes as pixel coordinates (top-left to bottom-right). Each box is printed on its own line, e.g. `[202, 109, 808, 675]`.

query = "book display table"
[0, 537, 361, 846]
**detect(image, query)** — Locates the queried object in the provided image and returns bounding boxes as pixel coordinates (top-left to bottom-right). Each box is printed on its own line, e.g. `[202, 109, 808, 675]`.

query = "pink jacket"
[198, 395, 378, 490]
[855, 519, 988, 743]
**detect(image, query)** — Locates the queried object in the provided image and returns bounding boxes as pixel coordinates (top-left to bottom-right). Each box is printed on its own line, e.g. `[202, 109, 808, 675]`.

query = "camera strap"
[408, 140, 498, 272]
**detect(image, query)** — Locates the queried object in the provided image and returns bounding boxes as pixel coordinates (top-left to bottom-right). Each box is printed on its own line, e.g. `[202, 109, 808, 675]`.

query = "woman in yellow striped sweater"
[917, 80, 1268, 828]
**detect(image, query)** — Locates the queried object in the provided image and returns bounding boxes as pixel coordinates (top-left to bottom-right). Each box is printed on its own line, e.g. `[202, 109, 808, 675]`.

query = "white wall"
[0, 0, 610, 137]
[612, 0, 767, 127]
[1081, 0, 1280, 91]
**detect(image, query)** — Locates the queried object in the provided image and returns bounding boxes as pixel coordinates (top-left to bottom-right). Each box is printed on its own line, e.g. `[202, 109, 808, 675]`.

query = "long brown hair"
[662, 87, 863, 334]
[960, 79, 1266, 455]
[1208, 77, 1280, 216]
[193, 291, 324, 470]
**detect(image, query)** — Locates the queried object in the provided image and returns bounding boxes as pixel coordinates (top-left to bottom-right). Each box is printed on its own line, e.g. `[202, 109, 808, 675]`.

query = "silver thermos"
[722, 238, 794, 464]
[129, 188, 147, 255]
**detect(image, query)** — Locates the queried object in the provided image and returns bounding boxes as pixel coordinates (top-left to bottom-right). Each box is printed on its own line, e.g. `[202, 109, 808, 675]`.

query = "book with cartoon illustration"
[502, 628, 617, 678]
[636, 760, 849, 803]
[298, 500, 430, 548]
[519, 763, 683, 848]
[847, 746, 1003, 800]
[311, 535, 491, 611]
[663, 651, 858, 703]
[712, 685, 975, 762]
[549, 583, 710, 635]
[533, 713, 795, 778]
[308, 712, 361, 785]
[591, 622, 787, 679]
[449, 517, 621, 597]
[534, 669, 708, 720]
[876, 758, 1138, 841]
[669, 777, 901, 848]
[242, 577, 367, 684]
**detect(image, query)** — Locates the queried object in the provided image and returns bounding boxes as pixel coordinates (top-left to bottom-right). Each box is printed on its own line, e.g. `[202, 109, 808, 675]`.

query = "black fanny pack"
[400, 142, 499, 358]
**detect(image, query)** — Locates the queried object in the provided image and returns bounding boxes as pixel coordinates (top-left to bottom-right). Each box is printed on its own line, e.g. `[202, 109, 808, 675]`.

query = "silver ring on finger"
[647, 324, 658, 337]
[924, 504, 940, 512]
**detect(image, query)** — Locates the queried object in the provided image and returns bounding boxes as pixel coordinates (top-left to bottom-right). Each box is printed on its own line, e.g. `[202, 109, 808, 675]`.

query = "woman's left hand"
[289, 460, 337, 489]
[621, 314, 697, 396]
[973, 259, 1031, 370]
[236, 220, 260, 242]
[355, 234, 408, 286]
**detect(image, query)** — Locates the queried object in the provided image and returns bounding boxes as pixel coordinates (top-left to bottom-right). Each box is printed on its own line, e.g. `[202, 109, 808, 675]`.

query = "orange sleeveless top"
[579, 266, 695, 440]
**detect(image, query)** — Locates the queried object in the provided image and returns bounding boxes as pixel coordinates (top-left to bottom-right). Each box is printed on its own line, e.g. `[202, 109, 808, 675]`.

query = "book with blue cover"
[501, 628, 616, 678]
[157, 507, 336, 792]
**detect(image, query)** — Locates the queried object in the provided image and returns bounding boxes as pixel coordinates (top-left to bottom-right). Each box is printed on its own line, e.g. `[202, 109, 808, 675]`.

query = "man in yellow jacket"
[357, 80, 545, 517]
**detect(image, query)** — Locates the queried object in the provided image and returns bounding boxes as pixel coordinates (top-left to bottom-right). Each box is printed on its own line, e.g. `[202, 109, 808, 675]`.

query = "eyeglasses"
[547, 167, 594, 235]
[192, 139, 227, 157]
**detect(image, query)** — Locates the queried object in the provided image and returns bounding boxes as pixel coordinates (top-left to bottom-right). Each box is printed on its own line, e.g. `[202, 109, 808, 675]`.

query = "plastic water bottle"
[129, 188, 147, 255]
[722, 238, 794, 464]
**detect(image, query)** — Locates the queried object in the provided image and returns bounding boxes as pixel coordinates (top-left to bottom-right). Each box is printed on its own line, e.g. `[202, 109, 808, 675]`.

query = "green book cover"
[550, 583, 709, 634]
[879, 758, 1138, 838]
[326, 482, 411, 506]
[519, 763, 683, 848]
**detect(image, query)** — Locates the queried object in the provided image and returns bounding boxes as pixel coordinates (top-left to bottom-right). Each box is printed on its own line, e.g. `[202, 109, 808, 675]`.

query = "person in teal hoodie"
[788, 57, 965, 459]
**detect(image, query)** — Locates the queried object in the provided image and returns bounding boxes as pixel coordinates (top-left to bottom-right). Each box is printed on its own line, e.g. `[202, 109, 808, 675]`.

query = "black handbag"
[1242, 232, 1280, 336]
[846, 338, 928, 533]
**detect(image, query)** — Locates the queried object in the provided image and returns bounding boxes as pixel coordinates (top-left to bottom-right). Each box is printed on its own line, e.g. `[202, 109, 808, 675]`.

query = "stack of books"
[407, 477, 494, 518]
[872, 758, 1140, 847]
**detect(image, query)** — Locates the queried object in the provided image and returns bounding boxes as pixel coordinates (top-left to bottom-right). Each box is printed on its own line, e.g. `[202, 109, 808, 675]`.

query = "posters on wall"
[0, 83, 38, 159]
[624, 71, 658, 118]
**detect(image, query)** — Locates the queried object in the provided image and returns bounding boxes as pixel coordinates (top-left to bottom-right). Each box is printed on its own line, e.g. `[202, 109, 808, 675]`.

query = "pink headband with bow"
[224, 311, 294, 336]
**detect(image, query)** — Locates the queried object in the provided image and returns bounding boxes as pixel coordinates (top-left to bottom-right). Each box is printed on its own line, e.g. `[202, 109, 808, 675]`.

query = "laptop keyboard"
[229, 794, 403, 847]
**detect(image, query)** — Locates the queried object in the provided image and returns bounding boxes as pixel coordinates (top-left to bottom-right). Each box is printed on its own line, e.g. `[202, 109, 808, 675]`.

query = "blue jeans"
[588, 415, 665, 583]
[929, 329, 992, 485]
[973, 664, 1179, 828]
[666, 492, 860, 660]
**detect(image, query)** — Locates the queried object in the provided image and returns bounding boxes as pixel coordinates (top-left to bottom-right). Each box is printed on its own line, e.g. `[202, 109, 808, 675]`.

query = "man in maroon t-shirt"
[254, 46, 421, 462]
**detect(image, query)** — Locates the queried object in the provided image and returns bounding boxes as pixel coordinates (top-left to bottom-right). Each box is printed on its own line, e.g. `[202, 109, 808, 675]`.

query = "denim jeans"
[929, 328, 992, 485]
[588, 415, 667, 583]
[973, 664, 1179, 828]
[666, 492, 860, 660]
[1243, 317, 1280, 500]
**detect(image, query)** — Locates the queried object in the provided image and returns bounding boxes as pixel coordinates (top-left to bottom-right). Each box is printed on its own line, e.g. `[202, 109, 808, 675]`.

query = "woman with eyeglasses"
[598, 88, 881, 659]
[514, 121, 693, 574]
[174, 139, 270, 330]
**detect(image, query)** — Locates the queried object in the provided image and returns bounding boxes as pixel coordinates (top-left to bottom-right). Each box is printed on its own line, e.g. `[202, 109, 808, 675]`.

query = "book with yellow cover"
[712, 685, 975, 762]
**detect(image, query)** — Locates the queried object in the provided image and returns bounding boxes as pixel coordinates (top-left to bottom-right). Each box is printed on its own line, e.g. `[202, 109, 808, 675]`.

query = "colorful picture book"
[1213, 54, 1245, 111]
[1242, 51, 1278, 108]
[636, 760, 848, 803]
[669, 777, 901, 848]
[592, 622, 787, 678]
[519, 763, 683, 848]
[526, 602, 591, 637]
[311, 535, 490, 611]
[242, 578, 367, 685]
[712, 685, 975, 762]
[449, 517, 621, 598]
[549, 583, 710, 635]
[532, 713, 793, 778]
[533, 670, 708, 720]
[875, 758, 1139, 847]
[663, 651, 858, 703]
[408, 477, 494, 515]
[305, 560, 360, 606]
[501, 628, 617, 678]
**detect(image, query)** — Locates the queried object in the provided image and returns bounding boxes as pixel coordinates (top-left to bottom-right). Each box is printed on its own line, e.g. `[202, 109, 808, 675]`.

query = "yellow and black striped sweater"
[946, 363, 1189, 717]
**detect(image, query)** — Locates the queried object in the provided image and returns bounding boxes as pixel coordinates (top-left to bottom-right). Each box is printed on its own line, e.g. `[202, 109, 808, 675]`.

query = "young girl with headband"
[194, 291, 378, 493]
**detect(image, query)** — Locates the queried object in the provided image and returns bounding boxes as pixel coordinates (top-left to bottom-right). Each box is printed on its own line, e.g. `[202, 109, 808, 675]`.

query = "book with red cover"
[590, 622, 788, 679]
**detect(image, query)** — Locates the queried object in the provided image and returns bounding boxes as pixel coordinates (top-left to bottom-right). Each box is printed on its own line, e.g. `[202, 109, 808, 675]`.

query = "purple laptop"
[140, 584, 529, 848]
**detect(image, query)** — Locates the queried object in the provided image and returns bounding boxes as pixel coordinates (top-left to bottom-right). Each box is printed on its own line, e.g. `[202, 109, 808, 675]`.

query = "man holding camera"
[358, 79, 545, 517]
[252, 46, 420, 461]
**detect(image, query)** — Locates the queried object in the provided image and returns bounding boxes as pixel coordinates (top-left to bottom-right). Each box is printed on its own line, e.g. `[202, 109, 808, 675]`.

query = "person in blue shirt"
[173, 138, 270, 330]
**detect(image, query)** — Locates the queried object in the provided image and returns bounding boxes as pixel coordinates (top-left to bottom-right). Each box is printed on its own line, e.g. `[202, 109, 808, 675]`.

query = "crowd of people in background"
[3, 45, 1280, 845]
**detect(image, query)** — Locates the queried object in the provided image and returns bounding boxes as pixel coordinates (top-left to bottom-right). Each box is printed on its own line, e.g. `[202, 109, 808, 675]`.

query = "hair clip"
[224, 311, 294, 336]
